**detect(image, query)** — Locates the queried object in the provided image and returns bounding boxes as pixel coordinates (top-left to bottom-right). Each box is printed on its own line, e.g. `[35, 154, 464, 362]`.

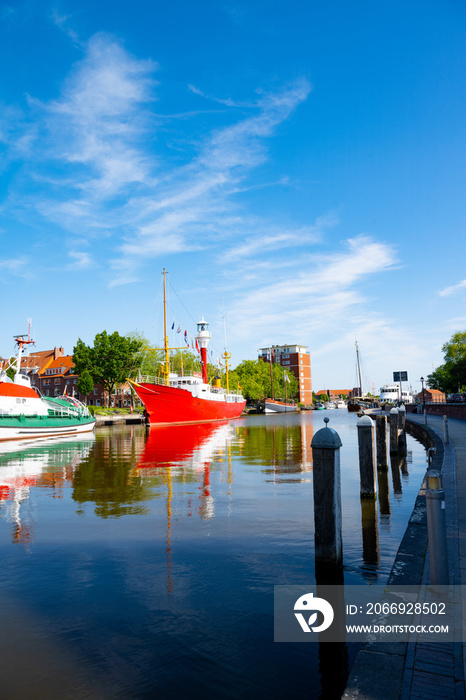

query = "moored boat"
[129, 270, 246, 426]
[264, 399, 297, 413]
[0, 334, 95, 441]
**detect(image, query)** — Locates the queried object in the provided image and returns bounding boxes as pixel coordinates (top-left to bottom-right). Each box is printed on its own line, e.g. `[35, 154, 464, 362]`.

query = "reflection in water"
[390, 452, 403, 497]
[377, 465, 391, 519]
[315, 562, 349, 700]
[0, 413, 430, 699]
[360, 498, 380, 579]
[0, 435, 94, 546]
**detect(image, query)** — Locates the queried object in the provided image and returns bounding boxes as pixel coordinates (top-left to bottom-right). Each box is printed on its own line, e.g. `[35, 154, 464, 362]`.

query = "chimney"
[54, 347, 64, 360]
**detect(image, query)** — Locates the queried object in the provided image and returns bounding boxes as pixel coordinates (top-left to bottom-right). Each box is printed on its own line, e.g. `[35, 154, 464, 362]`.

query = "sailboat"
[347, 341, 375, 413]
[264, 349, 297, 413]
[129, 270, 246, 426]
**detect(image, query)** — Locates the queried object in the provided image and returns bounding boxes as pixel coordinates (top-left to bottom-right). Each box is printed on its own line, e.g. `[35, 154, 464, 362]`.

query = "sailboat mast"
[163, 269, 169, 384]
[270, 347, 274, 400]
[356, 341, 363, 396]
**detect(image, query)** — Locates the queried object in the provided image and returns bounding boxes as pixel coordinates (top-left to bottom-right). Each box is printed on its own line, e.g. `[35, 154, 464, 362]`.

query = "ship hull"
[0, 415, 96, 441]
[133, 382, 246, 425]
[264, 400, 297, 413]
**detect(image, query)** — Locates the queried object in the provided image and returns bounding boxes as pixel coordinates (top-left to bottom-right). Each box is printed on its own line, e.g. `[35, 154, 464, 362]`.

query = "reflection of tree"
[233, 424, 304, 472]
[72, 435, 153, 518]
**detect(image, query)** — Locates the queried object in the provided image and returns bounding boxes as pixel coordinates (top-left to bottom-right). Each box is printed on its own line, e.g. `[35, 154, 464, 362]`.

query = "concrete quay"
[94, 413, 145, 426]
[343, 412, 466, 700]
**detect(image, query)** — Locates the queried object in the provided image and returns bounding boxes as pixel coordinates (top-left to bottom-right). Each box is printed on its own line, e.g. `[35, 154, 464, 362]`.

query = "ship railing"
[139, 373, 203, 386]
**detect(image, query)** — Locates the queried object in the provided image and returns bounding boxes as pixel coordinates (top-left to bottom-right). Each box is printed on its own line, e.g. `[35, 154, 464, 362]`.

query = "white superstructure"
[379, 384, 414, 404]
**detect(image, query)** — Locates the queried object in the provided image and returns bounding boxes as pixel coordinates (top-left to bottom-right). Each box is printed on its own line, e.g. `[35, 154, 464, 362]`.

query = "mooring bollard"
[389, 407, 399, 454]
[398, 404, 406, 429]
[376, 415, 388, 470]
[443, 415, 449, 444]
[425, 468, 449, 585]
[311, 417, 343, 566]
[357, 414, 377, 498]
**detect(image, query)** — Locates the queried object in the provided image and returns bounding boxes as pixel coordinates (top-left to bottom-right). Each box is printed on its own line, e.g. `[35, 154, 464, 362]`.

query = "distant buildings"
[415, 388, 446, 404]
[315, 389, 352, 401]
[1, 346, 135, 407]
[258, 344, 312, 404]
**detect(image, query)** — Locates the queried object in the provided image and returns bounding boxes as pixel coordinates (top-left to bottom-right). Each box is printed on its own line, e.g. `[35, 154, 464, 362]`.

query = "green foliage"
[428, 330, 466, 394]
[73, 331, 143, 400]
[77, 369, 94, 398]
[232, 359, 298, 400]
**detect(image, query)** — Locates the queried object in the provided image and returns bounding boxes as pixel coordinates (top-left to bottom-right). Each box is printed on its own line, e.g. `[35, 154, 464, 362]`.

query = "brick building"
[415, 388, 446, 404]
[5, 347, 135, 408]
[258, 344, 312, 404]
[315, 389, 352, 401]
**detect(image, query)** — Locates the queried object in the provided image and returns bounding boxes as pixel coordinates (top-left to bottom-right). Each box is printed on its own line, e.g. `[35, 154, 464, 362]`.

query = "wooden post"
[389, 407, 399, 453]
[443, 415, 449, 444]
[311, 417, 343, 565]
[375, 415, 388, 470]
[357, 415, 377, 498]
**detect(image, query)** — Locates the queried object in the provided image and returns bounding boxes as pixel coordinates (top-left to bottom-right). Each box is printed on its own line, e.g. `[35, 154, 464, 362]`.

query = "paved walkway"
[343, 412, 466, 700]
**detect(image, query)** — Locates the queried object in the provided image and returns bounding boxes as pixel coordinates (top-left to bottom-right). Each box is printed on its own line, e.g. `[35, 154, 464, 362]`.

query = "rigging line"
[168, 279, 197, 325]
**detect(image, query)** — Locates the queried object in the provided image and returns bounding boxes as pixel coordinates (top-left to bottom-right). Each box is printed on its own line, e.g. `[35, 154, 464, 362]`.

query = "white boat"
[379, 384, 414, 404]
[336, 401, 346, 409]
[0, 333, 95, 441]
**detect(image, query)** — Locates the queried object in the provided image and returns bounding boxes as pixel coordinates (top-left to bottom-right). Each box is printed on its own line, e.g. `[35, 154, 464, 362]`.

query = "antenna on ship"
[222, 313, 231, 394]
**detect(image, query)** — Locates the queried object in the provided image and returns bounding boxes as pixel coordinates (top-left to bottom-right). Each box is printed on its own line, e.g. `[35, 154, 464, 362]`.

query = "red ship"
[129, 271, 246, 426]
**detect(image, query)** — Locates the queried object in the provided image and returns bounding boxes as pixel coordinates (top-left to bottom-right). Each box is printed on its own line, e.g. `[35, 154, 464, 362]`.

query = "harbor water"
[0, 410, 428, 699]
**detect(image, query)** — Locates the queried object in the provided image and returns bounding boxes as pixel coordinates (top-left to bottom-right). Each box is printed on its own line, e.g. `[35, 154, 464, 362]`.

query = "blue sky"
[1, 0, 466, 394]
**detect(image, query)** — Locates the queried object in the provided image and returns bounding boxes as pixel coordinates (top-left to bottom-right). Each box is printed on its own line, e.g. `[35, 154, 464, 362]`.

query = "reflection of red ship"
[137, 422, 232, 470]
[129, 270, 246, 426]
[136, 421, 233, 595]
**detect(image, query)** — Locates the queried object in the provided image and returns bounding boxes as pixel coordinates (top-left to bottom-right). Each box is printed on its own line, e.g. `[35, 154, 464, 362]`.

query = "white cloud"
[0, 257, 29, 279]
[439, 279, 466, 297]
[225, 236, 398, 344]
[68, 250, 93, 269]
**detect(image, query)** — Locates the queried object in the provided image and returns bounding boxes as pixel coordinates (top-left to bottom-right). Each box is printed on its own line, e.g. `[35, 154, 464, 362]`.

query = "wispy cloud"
[0, 257, 30, 279]
[2, 33, 312, 286]
[68, 250, 93, 269]
[218, 214, 337, 263]
[439, 279, 466, 297]
[226, 236, 398, 343]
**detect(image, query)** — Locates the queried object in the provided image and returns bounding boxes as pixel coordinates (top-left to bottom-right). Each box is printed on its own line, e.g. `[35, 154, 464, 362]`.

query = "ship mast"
[355, 341, 363, 397]
[222, 314, 231, 394]
[162, 269, 170, 385]
[269, 346, 274, 400]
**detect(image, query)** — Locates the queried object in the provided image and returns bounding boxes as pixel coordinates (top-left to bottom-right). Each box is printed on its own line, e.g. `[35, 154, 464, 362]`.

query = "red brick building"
[258, 344, 312, 404]
[316, 389, 352, 400]
[7, 348, 136, 407]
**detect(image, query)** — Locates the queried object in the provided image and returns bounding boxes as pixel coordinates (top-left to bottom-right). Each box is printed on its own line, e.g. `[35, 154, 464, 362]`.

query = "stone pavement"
[343, 412, 466, 700]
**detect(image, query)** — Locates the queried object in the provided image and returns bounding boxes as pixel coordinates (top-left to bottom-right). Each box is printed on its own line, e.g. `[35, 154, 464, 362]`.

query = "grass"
[91, 406, 144, 416]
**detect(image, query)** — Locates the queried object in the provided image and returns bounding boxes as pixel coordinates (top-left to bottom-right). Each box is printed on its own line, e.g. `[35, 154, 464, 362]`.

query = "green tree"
[77, 369, 94, 403]
[428, 330, 466, 394]
[73, 331, 143, 402]
[232, 359, 298, 401]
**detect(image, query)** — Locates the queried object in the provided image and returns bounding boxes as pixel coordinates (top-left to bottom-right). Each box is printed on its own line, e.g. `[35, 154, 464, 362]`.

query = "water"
[0, 411, 427, 699]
